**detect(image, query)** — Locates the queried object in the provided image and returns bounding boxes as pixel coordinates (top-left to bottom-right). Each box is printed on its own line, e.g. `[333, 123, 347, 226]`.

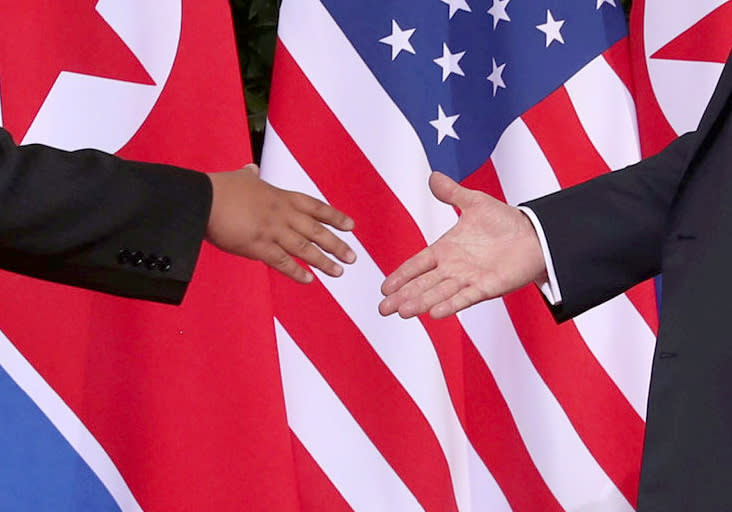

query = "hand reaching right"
[206, 164, 356, 284]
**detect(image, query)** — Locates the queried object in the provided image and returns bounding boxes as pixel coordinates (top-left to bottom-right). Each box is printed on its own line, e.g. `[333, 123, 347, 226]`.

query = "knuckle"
[311, 200, 330, 217]
[294, 237, 311, 253]
[250, 227, 265, 243]
[290, 192, 310, 208]
[334, 240, 351, 257]
[272, 252, 292, 270]
[309, 222, 327, 239]
[268, 199, 282, 214]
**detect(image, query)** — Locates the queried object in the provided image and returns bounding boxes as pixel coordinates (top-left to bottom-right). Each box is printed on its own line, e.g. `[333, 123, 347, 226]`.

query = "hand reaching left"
[379, 172, 545, 319]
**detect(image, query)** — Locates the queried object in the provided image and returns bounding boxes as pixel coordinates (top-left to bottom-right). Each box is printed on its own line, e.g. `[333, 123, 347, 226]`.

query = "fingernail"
[344, 218, 355, 230]
[304, 272, 314, 283]
[333, 264, 344, 276]
[345, 250, 357, 263]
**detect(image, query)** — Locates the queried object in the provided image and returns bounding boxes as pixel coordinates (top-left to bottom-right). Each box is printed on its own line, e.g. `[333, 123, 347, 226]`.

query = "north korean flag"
[630, 0, 732, 156]
[0, 2, 301, 510]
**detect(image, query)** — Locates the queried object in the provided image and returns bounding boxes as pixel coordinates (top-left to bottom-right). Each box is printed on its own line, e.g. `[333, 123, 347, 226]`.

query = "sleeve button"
[145, 254, 160, 270]
[158, 256, 172, 272]
[117, 249, 132, 265]
[131, 251, 145, 266]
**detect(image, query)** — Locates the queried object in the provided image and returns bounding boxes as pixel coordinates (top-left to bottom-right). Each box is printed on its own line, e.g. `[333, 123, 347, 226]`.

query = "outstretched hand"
[379, 172, 546, 319]
[206, 164, 356, 283]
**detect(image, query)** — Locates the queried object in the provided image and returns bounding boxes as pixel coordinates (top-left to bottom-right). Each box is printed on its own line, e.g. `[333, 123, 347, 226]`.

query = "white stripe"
[262, 125, 512, 512]
[573, 297, 653, 420]
[0, 330, 143, 512]
[459, 303, 635, 512]
[647, 59, 724, 136]
[277, 0, 456, 245]
[565, 54, 641, 172]
[492, 118, 655, 418]
[274, 319, 424, 512]
[491, 117, 562, 205]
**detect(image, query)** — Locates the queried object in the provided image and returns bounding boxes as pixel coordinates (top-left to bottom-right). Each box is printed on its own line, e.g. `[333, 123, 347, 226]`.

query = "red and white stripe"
[262, 0, 657, 510]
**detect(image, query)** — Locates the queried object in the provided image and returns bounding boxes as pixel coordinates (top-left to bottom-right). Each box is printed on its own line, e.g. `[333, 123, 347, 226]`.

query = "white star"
[596, 0, 617, 8]
[440, 0, 472, 19]
[487, 0, 511, 30]
[536, 10, 566, 48]
[433, 43, 466, 82]
[379, 20, 416, 61]
[486, 58, 507, 96]
[430, 105, 460, 144]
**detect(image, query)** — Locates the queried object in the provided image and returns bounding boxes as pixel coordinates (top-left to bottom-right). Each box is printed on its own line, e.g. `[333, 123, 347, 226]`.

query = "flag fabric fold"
[7, 1, 729, 510]
[0, 2, 301, 510]
[262, 0, 658, 510]
[629, 0, 731, 157]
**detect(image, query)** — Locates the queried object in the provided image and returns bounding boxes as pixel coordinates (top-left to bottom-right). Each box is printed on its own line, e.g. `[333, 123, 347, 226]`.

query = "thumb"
[242, 163, 261, 177]
[429, 171, 474, 209]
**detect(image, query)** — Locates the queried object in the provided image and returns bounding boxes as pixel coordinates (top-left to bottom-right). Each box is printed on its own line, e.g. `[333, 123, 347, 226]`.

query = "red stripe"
[626, 280, 659, 334]
[603, 38, 635, 96]
[523, 85, 608, 189]
[422, 316, 564, 512]
[269, 41, 563, 511]
[629, 0, 679, 157]
[522, 85, 659, 332]
[291, 432, 354, 512]
[505, 287, 644, 506]
[272, 273, 460, 512]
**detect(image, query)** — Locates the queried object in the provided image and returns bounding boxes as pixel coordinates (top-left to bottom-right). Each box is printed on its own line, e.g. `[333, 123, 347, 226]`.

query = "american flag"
[262, 0, 659, 510]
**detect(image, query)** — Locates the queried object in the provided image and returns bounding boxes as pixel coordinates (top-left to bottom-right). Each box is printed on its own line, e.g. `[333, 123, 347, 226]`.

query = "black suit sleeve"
[524, 131, 697, 321]
[524, 52, 732, 322]
[523, 52, 732, 322]
[0, 128, 212, 304]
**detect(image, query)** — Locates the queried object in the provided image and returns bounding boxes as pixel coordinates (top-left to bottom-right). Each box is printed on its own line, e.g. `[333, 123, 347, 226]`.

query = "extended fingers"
[381, 248, 437, 296]
[379, 266, 450, 317]
[278, 231, 345, 277]
[392, 277, 464, 319]
[429, 286, 486, 319]
[381, 279, 485, 319]
[263, 245, 314, 284]
[292, 193, 355, 232]
[291, 215, 356, 265]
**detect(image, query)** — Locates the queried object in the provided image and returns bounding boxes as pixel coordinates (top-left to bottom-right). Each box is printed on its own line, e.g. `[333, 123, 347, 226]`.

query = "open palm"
[379, 172, 546, 319]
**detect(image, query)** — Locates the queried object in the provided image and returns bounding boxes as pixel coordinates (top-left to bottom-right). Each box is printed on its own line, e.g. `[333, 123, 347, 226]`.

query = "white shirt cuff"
[517, 206, 562, 305]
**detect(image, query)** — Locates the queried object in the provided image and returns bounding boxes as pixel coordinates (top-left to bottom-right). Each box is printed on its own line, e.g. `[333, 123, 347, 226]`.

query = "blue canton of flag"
[321, 0, 627, 181]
